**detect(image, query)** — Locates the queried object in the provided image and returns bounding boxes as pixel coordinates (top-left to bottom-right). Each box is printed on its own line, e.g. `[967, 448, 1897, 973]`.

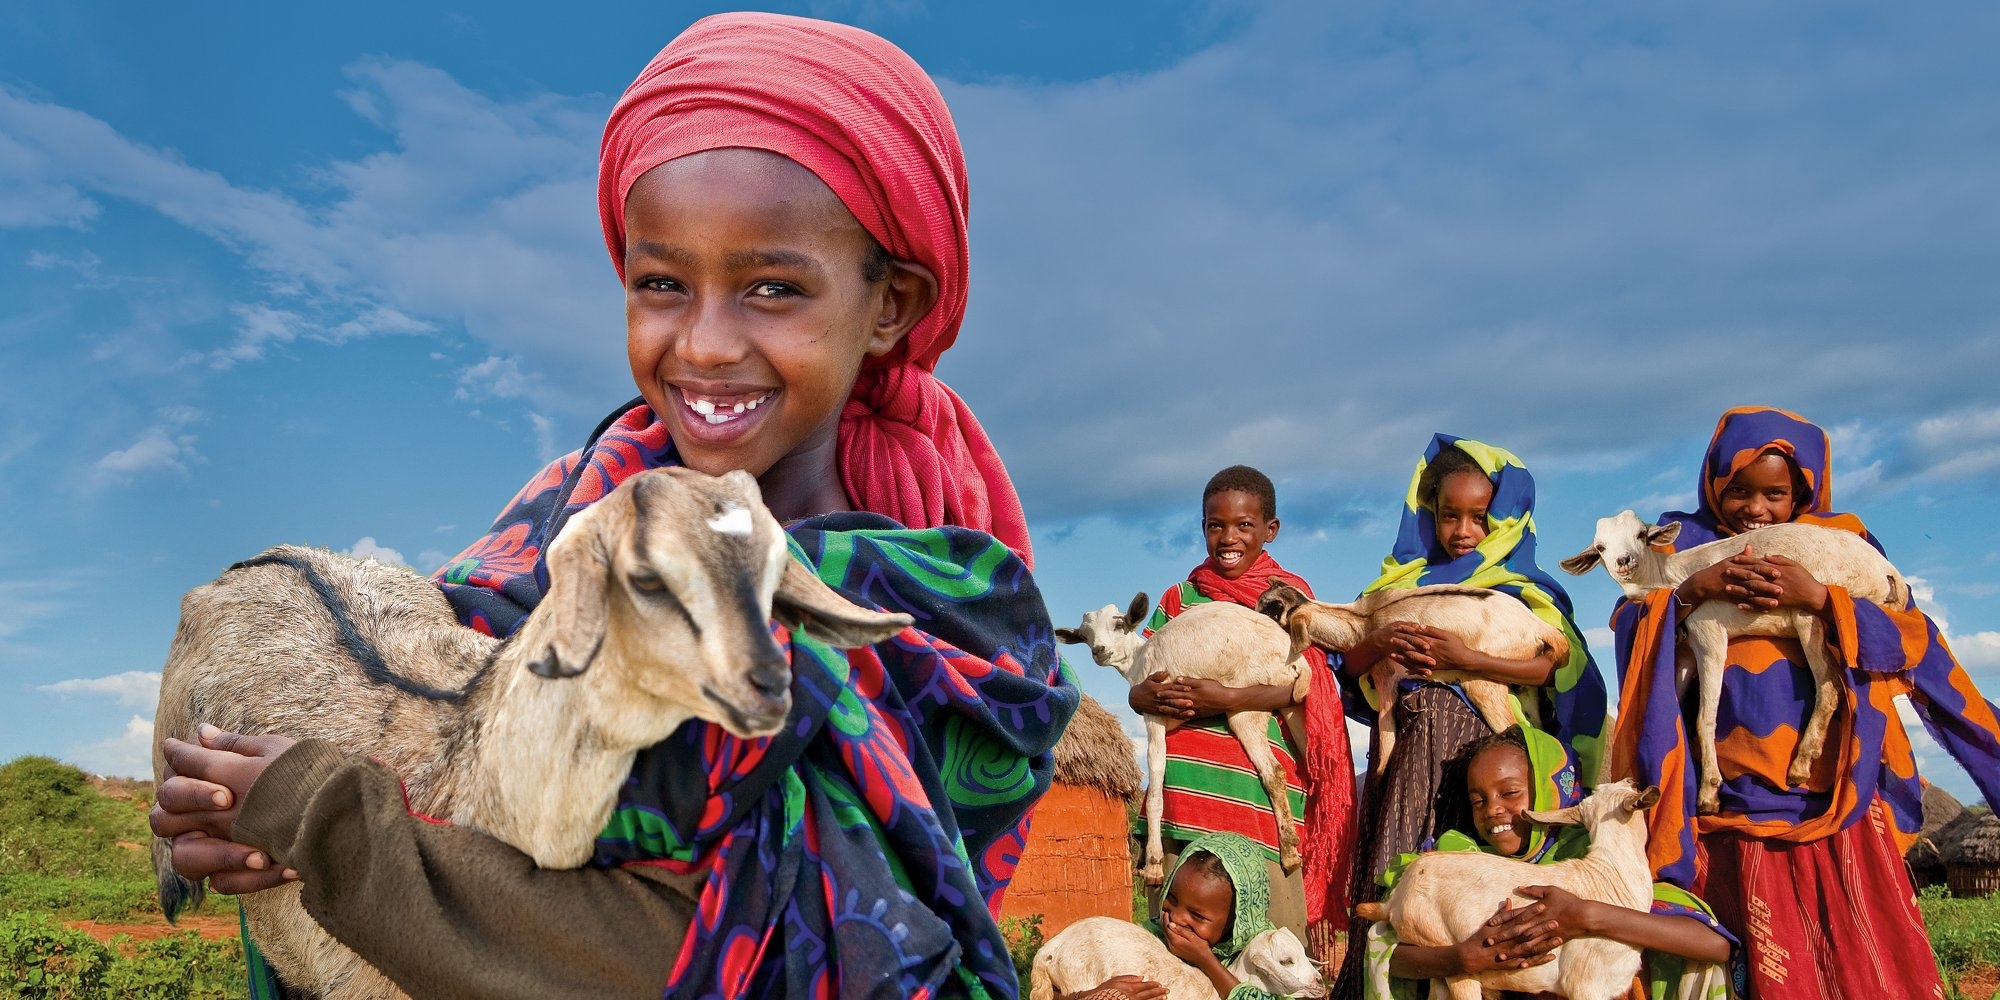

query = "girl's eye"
[635, 276, 683, 294]
[750, 280, 798, 298]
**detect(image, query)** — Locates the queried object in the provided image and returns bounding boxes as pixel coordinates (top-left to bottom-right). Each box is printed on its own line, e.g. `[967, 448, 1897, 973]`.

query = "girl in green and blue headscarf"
[1331, 435, 1607, 999]
[1363, 727, 1739, 1000]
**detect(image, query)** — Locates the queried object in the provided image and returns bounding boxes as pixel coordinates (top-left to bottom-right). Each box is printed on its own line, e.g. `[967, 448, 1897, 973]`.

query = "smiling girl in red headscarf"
[151, 14, 1074, 1000]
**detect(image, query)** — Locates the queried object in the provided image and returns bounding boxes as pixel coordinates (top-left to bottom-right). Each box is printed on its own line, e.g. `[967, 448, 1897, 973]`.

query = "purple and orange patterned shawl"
[1607, 406, 2000, 888]
[433, 400, 1078, 999]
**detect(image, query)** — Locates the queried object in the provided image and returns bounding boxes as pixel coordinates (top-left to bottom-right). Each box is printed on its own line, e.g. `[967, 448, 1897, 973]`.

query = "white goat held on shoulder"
[1254, 579, 1563, 777]
[1354, 779, 1662, 1000]
[1056, 593, 1309, 884]
[151, 467, 912, 1000]
[1560, 510, 1908, 813]
[1029, 917, 1326, 1000]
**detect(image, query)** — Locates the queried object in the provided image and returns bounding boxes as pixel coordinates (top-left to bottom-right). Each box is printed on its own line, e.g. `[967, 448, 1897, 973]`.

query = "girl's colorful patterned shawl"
[435, 400, 1077, 999]
[1360, 434, 1610, 782]
[1608, 406, 2000, 889]
[1368, 728, 1741, 1000]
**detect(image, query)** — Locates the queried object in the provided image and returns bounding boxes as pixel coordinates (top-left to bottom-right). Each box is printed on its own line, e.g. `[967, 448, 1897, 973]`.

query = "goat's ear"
[1287, 615, 1312, 662]
[1558, 548, 1601, 575]
[773, 558, 913, 649]
[1644, 521, 1682, 548]
[1634, 785, 1662, 810]
[1125, 591, 1150, 629]
[1521, 804, 1584, 827]
[1053, 627, 1081, 645]
[528, 514, 611, 679]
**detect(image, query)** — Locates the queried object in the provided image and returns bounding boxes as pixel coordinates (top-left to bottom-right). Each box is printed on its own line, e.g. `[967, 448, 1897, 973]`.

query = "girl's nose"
[675, 302, 750, 369]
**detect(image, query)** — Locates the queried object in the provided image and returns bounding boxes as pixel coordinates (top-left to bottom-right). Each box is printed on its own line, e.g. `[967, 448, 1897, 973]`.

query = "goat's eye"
[628, 572, 667, 593]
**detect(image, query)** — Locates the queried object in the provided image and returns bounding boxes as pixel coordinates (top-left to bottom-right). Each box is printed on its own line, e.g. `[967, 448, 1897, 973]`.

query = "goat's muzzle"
[704, 643, 793, 738]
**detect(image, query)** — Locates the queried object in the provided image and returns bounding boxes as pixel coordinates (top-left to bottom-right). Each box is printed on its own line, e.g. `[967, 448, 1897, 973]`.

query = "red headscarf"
[598, 12, 1033, 565]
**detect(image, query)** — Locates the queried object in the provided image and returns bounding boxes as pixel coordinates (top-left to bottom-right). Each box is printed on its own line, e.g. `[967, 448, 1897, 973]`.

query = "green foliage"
[999, 913, 1043, 1000]
[0, 913, 113, 999]
[0, 912, 244, 1000]
[1923, 892, 2000, 991]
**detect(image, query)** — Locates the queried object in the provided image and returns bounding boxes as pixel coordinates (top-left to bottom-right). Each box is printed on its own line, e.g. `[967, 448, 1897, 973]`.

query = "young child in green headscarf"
[1364, 728, 1739, 1000]
[1063, 831, 1299, 1000]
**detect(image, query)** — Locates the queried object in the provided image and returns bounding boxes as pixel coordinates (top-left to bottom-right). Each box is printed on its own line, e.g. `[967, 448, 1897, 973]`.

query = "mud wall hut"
[999, 693, 1141, 936]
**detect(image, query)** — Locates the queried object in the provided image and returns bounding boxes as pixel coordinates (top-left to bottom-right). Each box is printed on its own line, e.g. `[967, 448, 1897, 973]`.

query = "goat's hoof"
[1141, 863, 1164, 885]
[1280, 848, 1302, 875]
[1786, 758, 1817, 786]
[1697, 792, 1721, 815]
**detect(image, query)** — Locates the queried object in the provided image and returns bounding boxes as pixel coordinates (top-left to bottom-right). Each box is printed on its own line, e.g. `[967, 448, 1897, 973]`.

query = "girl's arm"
[159, 736, 698, 999]
[1391, 624, 1559, 687]
[1512, 885, 1732, 963]
[1387, 900, 1558, 979]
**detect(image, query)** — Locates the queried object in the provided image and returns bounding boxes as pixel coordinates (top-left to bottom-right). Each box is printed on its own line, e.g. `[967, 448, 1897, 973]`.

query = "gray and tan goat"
[152, 467, 911, 1000]
[1255, 579, 1561, 775]
[1056, 593, 1310, 883]
[1560, 510, 1909, 813]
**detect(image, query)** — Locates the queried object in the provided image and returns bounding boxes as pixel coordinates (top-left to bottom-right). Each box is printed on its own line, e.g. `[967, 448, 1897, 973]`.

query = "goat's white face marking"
[707, 503, 753, 537]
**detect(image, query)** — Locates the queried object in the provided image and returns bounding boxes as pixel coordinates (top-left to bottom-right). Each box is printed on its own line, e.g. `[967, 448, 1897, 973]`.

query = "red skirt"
[1694, 800, 1942, 1000]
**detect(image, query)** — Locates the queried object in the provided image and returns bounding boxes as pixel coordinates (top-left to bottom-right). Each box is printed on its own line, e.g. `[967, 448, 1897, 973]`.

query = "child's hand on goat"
[150, 725, 299, 893]
[1129, 671, 1199, 720]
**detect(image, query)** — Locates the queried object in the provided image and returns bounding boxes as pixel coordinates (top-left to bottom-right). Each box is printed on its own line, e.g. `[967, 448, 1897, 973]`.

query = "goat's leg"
[1786, 612, 1842, 787]
[1457, 677, 1517, 734]
[1439, 976, 1484, 1000]
[1226, 711, 1301, 874]
[1684, 615, 1729, 815]
[1143, 717, 1169, 885]
[1372, 665, 1399, 776]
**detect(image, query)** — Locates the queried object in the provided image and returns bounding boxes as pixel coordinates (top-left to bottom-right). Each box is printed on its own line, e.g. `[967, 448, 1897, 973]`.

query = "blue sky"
[4, 1, 1999, 805]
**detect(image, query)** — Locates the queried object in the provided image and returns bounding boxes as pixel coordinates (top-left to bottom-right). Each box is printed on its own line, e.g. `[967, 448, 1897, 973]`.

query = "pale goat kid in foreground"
[152, 467, 911, 1000]
[1355, 779, 1662, 1000]
[1029, 918, 1325, 1000]
[1559, 510, 1908, 813]
[1255, 579, 1563, 775]
[1056, 593, 1310, 883]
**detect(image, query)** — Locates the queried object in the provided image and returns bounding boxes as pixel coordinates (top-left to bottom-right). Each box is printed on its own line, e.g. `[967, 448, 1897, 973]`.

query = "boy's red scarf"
[1185, 552, 1355, 937]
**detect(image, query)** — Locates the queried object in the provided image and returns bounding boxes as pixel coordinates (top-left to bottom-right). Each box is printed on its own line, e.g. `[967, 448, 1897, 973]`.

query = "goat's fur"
[1056, 593, 1309, 883]
[1029, 917, 1325, 1000]
[1254, 580, 1563, 776]
[1356, 780, 1662, 1000]
[151, 467, 912, 999]
[1560, 511, 1909, 812]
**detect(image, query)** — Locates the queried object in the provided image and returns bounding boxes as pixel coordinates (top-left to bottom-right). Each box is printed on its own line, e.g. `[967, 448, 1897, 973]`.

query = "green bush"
[999, 913, 1043, 1000]
[0, 913, 114, 999]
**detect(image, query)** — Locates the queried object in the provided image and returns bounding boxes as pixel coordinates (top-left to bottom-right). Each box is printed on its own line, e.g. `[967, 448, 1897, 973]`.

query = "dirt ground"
[1952, 963, 2000, 998]
[66, 913, 239, 944]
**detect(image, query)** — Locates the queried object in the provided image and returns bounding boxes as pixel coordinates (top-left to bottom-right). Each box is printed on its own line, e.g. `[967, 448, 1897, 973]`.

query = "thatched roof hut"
[1000, 693, 1142, 936]
[1941, 808, 2000, 898]
[1908, 784, 1968, 889]
[1050, 694, 1142, 799]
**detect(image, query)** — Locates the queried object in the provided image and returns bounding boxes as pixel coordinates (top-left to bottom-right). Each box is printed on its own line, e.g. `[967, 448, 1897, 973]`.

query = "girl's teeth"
[733, 402, 745, 414]
[692, 399, 715, 415]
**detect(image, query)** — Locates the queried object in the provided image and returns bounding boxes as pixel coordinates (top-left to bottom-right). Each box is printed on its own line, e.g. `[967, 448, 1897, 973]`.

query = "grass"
[0, 756, 246, 999]
[4, 753, 1999, 998]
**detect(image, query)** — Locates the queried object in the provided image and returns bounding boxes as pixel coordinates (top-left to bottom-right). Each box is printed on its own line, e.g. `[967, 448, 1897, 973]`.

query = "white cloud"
[64, 715, 154, 779]
[36, 670, 162, 708]
[1953, 632, 2000, 671]
[346, 536, 408, 567]
[89, 407, 204, 488]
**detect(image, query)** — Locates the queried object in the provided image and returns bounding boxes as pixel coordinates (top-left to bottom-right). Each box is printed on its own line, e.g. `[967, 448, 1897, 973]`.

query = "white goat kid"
[1560, 510, 1908, 813]
[1355, 780, 1662, 1000]
[1254, 580, 1563, 776]
[1029, 917, 1326, 1000]
[1056, 593, 1310, 883]
[152, 467, 912, 1000]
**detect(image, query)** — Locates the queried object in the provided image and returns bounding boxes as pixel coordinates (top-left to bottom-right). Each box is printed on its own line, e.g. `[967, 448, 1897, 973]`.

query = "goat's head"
[1558, 510, 1681, 589]
[1231, 927, 1325, 999]
[1053, 591, 1148, 669]
[1521, 777, 1662, 838]
[1254, 579, 1320, 662]
[528, 467, 912, 739]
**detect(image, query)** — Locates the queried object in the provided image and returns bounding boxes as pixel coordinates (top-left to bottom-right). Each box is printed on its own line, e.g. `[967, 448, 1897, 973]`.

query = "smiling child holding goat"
[148, 14, 1077, 1000]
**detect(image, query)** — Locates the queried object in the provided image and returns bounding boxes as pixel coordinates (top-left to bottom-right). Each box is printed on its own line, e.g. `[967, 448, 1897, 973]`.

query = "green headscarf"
[1381, 725, 1584, 890]
[1156, 831, 1274, 963]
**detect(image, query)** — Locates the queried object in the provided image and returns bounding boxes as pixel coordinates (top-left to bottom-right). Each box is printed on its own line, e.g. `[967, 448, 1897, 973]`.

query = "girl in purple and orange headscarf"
[152, 14, 1076, 1000]
[1603, 406, 2000, 1000]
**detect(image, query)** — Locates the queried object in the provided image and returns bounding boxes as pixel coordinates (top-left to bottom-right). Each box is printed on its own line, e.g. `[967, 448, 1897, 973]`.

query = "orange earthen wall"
[999, 782, 1134, 937]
